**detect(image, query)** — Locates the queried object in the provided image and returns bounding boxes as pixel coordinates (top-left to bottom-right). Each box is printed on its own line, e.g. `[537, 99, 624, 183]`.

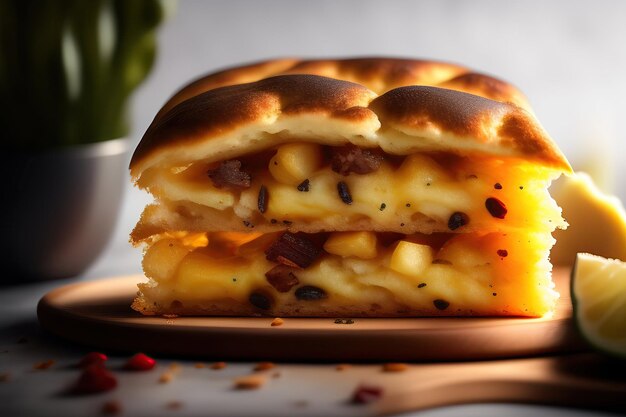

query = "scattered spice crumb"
[485, 197, 507, 219]
[417, 283, 427, 288]
[271, 317, 284, 327]
[448, 211, 469, 230]
[243, 220, 254, 228]
[334, 318, 354, 324]
[383, 363, 409, 372]
[210, 362, 227, 370]
[234, 374, 267, 390]
[254, 362, 275, 372]
[493, 293, 498, 296]
[335, 364, 351, 371]
[194, 363, 206, 369]
[33, 359, 55, 370]
[519, 186, 524, 190]
[351, 384, 384, 404]
[162, 314, 178, 319]
[405, 203, 411, 207]
[497, 249, 508, 257]
[270, 219, 278, 224]
[257, 185, 268, 213]
[101, 400, 122, 415]
[494, 183, 502, 190]
[379, 203, 386, 211]
[159, 372, 174, 384]
[165, 400, 183, 410]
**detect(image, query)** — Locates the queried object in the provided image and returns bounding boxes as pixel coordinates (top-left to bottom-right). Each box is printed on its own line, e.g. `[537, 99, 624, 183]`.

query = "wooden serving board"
[37, 268, 588, 361]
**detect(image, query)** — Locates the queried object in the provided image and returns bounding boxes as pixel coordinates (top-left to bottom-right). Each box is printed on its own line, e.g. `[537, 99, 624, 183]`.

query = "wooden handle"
[375, 353, 626, 415]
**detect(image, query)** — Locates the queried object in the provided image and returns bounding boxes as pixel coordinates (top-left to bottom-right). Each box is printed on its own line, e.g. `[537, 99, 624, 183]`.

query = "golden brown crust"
[370, 86, 569, 170]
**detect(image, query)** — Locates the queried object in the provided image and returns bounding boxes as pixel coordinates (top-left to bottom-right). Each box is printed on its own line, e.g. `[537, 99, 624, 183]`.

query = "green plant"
[0, 0, 173, 150]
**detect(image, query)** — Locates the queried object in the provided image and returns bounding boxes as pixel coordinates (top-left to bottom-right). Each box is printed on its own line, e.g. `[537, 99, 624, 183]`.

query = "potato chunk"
[390, 240, 433, 277]
[269, 143, 323, 185]
[323, 231, 378, 259]
[143, 239, 192, 282]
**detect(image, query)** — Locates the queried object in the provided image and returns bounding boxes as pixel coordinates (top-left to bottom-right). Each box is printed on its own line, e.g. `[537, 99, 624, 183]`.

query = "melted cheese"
[138, 230, 557, 317]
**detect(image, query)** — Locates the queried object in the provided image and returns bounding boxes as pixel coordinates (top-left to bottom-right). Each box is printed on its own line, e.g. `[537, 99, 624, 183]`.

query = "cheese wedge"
[130, 57, 571, 317]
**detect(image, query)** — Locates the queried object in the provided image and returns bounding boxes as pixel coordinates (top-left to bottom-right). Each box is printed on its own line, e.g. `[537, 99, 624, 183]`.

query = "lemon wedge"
[572, 253, 626, 358]
[551, 172, 626, 266]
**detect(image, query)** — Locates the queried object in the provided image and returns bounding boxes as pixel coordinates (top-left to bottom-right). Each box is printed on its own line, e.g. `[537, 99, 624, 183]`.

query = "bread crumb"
[253, 361, 275, 372]
[270, 317, 284, 327]
[335, 364, 351, 371]
[159, 372, 174, 384]
[194, 363, 206, 369]
[165, 400, 183, 410]
[33, 360, 55, 370]
[234, 374, 267, 390]
[382, 363, 409, 372]
[101, 400, 122, 415]
[210, 361, 226, 370]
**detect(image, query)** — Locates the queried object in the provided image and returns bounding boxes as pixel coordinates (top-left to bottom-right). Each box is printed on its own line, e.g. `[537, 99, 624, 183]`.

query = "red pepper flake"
[351, 384, 384, 404]
[448, 212, 469, 230]
[265, 232, 322, 268]
[297, 179, 310, 192]
[78, 352, 108, 368]
[101, 400, 122, 415]
[494, 183, 503, 190]
[485, 197, 507, 219]
[124, 353, 156, 371]
[337, 181, 353, 204]
[33, 359, 56, 370]
[433, 299, 450, 310]
[497, 249, 508, 257]
[72, 365, 118, 394]
[257, 185, 268, 214]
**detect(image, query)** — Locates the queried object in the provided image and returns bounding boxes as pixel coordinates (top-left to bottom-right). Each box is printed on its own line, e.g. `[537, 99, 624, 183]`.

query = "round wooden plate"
[37, 268, 586, 361]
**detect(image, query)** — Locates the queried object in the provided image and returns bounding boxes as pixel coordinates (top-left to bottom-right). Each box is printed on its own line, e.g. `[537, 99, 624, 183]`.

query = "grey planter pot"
[0, 138, 128, 282]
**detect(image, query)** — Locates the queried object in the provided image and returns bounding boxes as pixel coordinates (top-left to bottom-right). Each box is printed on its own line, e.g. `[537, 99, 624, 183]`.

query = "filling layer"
[134, 144, 564, 239]
[135, 229, 557, 317]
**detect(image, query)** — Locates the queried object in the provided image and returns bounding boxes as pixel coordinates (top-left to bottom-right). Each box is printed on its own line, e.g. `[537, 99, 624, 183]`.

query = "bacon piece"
[330, 144, 382, 176]
[265, 265, 300, 292]
[207, 160, 251, 189]
[265, 233, 322, 268]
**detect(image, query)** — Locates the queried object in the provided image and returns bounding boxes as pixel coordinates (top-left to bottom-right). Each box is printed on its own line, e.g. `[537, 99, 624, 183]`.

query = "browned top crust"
[131, 57, 571, 178]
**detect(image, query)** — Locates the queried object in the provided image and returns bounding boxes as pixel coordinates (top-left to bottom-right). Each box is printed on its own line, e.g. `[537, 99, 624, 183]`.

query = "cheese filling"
[136, 229, 557, 317]
[135, 144, 565, 237]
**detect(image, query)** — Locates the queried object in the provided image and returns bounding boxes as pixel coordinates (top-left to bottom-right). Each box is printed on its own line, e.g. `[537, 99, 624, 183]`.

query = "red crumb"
[79, 352, 108, 368]
[352, 384, 384, 404]
[72, 365, 117, 394]
[101, 400, 122, 415]
[124, 353, 156, 371]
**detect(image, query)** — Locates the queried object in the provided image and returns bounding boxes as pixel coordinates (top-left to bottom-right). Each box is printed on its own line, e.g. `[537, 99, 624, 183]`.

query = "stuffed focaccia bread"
[130, 58, 571, 317]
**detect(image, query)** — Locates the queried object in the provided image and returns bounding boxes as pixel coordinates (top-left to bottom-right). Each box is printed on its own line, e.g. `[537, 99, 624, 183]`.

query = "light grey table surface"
[2, 1, 626, 415]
